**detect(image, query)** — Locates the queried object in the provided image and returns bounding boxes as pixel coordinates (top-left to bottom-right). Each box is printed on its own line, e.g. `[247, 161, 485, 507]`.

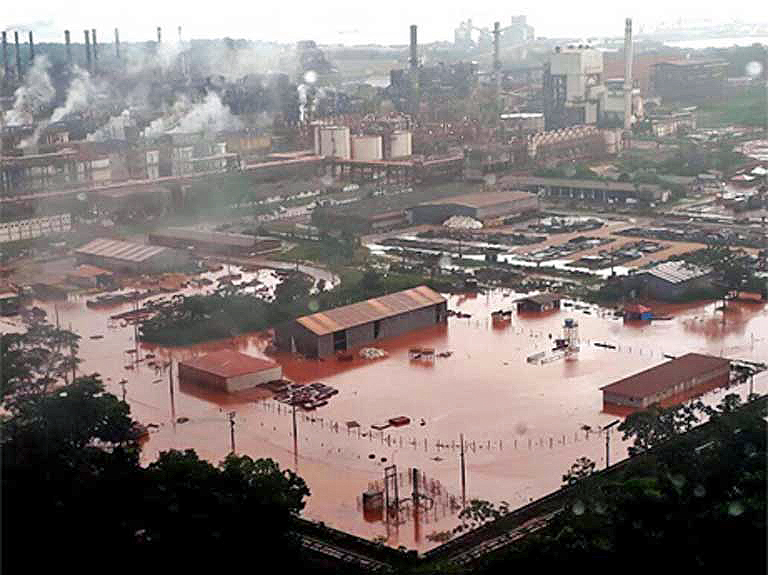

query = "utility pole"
[603, 420, 620, 469]
[120, 380, 127, 402]
[228, 411, 236, 454]
[459, 433, 466, 506]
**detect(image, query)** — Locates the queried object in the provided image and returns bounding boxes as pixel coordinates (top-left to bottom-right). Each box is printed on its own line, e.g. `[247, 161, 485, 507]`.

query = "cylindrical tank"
[318, 126, 351, 160]
[389, 130, 412, 158]
[351, 135, 383, 161]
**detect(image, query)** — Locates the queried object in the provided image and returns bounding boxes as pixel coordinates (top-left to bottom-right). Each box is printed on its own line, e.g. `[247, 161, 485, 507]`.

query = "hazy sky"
[4, 1, 764, 45]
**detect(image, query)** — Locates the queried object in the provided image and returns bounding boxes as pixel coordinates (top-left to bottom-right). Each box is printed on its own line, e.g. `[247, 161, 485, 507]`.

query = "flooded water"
[8, 283, 767, 551]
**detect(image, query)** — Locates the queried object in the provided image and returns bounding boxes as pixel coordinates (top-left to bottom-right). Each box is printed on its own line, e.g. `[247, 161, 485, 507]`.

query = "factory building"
[275, 285, 447, 358]
[65, 265, 115, 289]
[526, 126, 616, 164]
[652, 60, 727, 105]
[647, 108, 697, 138]
[148, 228, 281, 256]
[75, 238, 190, 273]
[0, 149, 111, 195]
[179, 350, 282, 393]
[312, 208, 408, 235]
[626, 260, 712, 300]
[408, 191, 539, 226]
[601, 353, 730, 409]
[603, 78, 643, 126]
[543, 46, 606, 129]
[501, 176, 668, 205]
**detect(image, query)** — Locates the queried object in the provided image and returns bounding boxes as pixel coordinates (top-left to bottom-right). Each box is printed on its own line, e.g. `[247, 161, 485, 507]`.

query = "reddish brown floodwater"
[6, 274, 767, 551]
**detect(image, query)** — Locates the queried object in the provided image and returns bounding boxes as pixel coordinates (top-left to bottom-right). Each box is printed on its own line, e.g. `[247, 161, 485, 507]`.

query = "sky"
[3, 1, 766, 45]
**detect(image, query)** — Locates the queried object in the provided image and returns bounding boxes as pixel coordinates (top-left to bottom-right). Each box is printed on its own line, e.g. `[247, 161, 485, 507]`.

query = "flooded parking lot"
[7, 280, 767, 550]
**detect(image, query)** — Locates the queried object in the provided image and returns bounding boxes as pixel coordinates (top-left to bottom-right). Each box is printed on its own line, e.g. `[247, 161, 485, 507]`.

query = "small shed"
[66, 265, 115, 289]
[516, 293, 561, 312]
[178, 350, 282, 393]
[624, 303, 652, 321]
[0, 290, 20, 315]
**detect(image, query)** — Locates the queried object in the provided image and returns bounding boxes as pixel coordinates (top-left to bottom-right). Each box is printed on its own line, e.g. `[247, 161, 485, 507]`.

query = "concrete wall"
[226, 366, 283, 392]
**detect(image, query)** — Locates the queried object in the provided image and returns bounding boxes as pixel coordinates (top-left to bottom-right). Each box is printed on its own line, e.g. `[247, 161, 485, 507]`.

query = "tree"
[1, 319, 81, 409]
[562, 457, 596, 486]
[273, 271, 314, 305]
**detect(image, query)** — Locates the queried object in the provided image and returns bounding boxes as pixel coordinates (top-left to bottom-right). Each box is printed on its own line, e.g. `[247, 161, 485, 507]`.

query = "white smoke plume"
[4, 56, 55, 126]
[50, 66, 104, 123]
[169, 93, 242, 134]
[86, 109, 132, 142]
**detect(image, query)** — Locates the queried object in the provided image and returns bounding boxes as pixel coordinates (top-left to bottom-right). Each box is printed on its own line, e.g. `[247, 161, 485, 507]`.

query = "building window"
[373, 320, 381, 339]
[333, 330, 347, 352]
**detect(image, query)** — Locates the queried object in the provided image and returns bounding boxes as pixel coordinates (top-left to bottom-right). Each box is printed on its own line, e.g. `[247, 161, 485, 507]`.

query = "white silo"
[389, 131, 413, 158]
[351, 135, 383, 161]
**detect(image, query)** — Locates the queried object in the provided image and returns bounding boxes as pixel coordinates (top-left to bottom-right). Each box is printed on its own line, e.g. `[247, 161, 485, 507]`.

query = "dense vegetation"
[1, 321, 310, 573]
[139, 268, 455, 344]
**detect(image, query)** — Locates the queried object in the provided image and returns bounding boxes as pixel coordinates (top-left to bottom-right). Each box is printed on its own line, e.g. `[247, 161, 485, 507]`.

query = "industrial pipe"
[64, 30, 72, 66]
[28, 31, 34, 63]
[623, 18, 633, 131]
[14, 31, 22, 81]
[409, 25, 417, 69]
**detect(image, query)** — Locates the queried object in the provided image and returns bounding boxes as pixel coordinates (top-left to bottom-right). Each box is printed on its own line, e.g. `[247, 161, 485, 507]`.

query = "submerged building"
[408, 191, 539, 226]
[275, 285, 447, 358]
[601, 353, 730, 409]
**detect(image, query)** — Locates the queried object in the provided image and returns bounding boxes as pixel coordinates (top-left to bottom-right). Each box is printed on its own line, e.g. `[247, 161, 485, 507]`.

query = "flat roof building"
[179, 350, 283, 392]
[275, 285, 447, 358]
[601, 353, 730, 409]
[516, 293, 561, 312]
[148, 227, 281, 256]
[75, 238, 190, 273]
[500, 175, 668, 205]
[408, 191, 539, 226]
[653, 59, 727, 106]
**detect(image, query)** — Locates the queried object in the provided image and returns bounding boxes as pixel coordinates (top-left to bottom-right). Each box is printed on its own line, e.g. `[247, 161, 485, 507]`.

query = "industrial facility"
[626, 260, 712, 300]
[179, 350, 283, 392]
[500, 176, 669, 205]
[601, 353, 731, 409]
[408, 191, 539, 226]
[75, 238, 190, 273]
[148, 228, 281, 256]
[275, 285, 447, 358]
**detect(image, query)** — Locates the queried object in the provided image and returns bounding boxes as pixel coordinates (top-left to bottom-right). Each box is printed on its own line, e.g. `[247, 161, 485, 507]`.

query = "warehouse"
[75, 238, 190, 273]
[179, 350, 283, 393]
[626, 260, 712, 300]
[500, 175, 668, 205]
[516, 293, 561, 312]
[601, 353, 730, 409]
[275, 285, 447, 358]
[408, 191, 539, 226]
[148, 228, 281, 256]
[66, 265, 115, 289]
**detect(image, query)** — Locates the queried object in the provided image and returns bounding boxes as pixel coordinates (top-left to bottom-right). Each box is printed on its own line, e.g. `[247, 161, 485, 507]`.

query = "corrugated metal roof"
[75, 238, 168, 263]
[643, 260, 710, 284]
[600, 353, 729, 399]
[518, 293, 561, 305]
[296, 285, 446, 336]
[180, 350, 279, 379]
[420, 191, 534, 209]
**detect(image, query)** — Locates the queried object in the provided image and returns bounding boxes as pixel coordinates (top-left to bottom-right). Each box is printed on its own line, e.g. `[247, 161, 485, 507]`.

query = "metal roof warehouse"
[75, 238, 190, 273]
[275, 285, 448, 358]
[600, 353, 730, 409]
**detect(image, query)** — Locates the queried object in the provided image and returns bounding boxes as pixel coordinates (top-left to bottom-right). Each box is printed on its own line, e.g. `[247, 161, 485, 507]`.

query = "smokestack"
[493, 21, 501, 93]
[2, 32, 8, 82]
[409, 25, 418, 69]
[84, 29, 92, 72]
[14, 31, 22, 81]
[65, 30, 72, 66]
[623, 17, 633, 131]
[91, 28, 98, 72]
[114, 28, 120, 59]
[28, 31, 34, 63]
[157, 27, 162, 44]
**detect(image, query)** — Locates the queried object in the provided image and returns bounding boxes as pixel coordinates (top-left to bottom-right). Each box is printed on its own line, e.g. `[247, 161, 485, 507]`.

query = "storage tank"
[389, 130, 412, 158]
[318, 126, 351, 160]
[351, 135, 383, 161]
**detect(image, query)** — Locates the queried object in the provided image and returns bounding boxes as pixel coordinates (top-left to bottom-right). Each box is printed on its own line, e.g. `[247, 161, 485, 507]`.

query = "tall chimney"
[84, 29, 92, 72]
[65, 30, 72, 66]
[114, 28, 120, 59]
[91, 28, 98, 72]
[493, 21, 501, 95]
[2, 32, 8, 82]
[157, 26, 162, 44]
[623, 17, 633, 131]
[28, 31, 34, 63]
[409, 25, 418, 69]
[14, 31, 22, 81]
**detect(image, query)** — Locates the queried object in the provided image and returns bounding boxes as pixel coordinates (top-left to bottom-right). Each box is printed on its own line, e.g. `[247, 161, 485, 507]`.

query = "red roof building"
[601, 353, 730, 409]
[178, 350, 282, 392]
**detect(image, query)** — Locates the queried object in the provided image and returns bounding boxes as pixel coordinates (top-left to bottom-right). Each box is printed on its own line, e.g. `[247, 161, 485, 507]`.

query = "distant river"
[666, 36, 768, 49]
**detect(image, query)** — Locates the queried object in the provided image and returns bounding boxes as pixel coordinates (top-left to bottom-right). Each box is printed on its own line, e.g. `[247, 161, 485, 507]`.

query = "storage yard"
[3, 285, 765, 551]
